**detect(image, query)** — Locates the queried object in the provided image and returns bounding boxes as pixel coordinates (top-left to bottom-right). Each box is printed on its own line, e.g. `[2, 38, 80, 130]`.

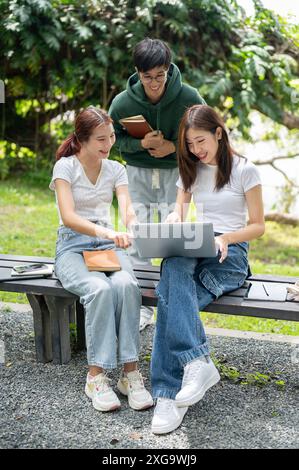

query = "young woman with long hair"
[150, 104, 264, 434]
[50, 106, 153, 413]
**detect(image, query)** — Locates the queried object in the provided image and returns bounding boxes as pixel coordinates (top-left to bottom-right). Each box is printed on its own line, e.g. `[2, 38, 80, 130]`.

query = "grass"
[0, 177, 299, 336]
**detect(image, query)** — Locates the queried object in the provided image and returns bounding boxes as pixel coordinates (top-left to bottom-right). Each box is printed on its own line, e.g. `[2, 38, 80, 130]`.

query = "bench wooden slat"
[0, 254, 55, 263]
[204, 296, 299, 321]
[139, 288, 299, 321]
[0, 268, 75, 298]
[134, 270, 161, 281]
[0, 260, 55, 269]
[249, 274, 297, 283]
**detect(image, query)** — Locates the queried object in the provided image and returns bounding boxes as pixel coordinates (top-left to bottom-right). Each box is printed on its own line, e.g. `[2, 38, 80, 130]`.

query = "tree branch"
[270, 162, 299, 188]
[252, 153, 299, 166]
[265, 212, 299, 226]
[282, 112, 299, 130]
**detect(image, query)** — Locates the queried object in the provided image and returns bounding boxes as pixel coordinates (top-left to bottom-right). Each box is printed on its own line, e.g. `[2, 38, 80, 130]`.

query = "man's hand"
[149, 140, 176, 158]
[141, 131, 164, 149]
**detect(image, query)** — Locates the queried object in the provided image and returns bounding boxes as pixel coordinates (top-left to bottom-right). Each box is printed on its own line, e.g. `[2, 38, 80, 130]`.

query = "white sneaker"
[117, 370, 154, 410]
[139, 306, 155, 332]
[85, 372, 121, 412]
[151, 398, 188, 434]
[175, 356, 220, 407]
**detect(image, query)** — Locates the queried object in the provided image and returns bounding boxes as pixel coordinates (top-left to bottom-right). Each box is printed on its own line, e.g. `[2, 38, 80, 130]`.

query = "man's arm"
[109, 102, 144, 155]
[149, 88, 206, 159]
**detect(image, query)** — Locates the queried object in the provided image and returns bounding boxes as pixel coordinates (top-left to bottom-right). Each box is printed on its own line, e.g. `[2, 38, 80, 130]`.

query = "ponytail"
[56, 133, 80, 161]
[55, 107, 113, 161]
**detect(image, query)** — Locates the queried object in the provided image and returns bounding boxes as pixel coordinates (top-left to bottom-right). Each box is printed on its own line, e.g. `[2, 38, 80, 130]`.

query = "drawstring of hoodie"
[156, 104, 161, 134]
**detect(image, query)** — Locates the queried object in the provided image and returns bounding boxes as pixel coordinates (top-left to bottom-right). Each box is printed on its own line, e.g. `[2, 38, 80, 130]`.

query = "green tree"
[0, 0, 298, 172]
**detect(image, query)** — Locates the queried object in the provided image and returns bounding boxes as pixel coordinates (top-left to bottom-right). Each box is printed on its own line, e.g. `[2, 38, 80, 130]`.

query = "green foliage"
[275, 181, 299, 214]
[0, 0, 298, 177]
[0, 140, 36, 179]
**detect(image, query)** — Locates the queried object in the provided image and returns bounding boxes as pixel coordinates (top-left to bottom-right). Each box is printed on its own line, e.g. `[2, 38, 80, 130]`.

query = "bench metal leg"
[27, 294, 52, 363]
[44, 296, 74, 364]
[76, 301, 86, 351]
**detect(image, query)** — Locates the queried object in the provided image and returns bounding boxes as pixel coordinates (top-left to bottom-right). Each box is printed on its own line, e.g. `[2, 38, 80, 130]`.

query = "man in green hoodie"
[109, 38, 205, 330]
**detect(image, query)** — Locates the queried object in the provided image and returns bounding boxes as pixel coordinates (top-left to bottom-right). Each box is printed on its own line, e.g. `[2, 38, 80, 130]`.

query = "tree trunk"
[265, 212, 299, 226]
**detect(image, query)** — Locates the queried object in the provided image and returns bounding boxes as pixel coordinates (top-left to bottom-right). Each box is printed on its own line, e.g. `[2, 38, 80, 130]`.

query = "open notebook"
[244, 281, 287, 302]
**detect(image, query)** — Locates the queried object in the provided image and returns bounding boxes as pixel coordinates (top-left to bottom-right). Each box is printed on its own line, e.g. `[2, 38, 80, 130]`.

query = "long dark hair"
[178, 105, 236, 191]
[56, 106, 113, 160]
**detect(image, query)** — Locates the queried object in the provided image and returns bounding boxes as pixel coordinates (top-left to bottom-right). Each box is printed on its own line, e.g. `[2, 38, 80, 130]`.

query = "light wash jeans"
[54, 225, 142, 369]
[151, 241, 250, 399]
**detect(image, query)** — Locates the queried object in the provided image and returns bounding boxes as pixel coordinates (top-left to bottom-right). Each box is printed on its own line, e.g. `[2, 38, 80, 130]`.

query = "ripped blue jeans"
[151, 242, 249, 399]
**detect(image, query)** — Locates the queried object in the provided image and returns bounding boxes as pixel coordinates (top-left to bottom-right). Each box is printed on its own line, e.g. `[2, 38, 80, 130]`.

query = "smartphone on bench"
[13, 263, 48, 273]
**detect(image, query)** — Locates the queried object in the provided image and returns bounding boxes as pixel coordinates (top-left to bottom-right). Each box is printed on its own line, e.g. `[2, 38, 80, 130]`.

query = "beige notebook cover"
[83, 250, 121, 272]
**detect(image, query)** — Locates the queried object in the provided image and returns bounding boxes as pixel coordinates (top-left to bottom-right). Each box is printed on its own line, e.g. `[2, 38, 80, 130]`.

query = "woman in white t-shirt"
[150, 105, 265, 434]
[50, 106, 153, 413]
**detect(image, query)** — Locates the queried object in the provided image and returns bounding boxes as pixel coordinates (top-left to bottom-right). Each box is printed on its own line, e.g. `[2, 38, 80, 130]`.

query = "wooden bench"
[0, 253, 298, 365]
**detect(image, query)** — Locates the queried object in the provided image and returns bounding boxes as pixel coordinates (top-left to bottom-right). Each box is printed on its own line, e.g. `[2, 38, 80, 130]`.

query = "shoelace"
[182, 360, 204, 386]
[126, 371, 144, 391]
[92, 374, 112, 394]
[154, 398, 174, 415]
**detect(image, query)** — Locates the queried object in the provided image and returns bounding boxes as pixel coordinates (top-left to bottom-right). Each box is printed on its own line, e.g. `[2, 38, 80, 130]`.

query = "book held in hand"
[11, 263, 54, 277]
[119, 115, 153, 139]
[83, 250, 121, 272]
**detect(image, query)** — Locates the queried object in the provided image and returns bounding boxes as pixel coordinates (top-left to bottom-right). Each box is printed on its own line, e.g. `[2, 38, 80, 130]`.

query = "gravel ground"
[0, 305, 298, 449]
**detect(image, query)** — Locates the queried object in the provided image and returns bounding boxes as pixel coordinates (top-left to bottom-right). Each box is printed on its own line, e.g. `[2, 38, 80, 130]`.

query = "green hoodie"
[108, 63, 205, 169]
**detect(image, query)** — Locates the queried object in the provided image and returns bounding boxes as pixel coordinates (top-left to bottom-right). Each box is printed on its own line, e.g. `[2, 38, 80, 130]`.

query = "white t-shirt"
[49, 156, 128, 227]
[176, 156, 262, 233]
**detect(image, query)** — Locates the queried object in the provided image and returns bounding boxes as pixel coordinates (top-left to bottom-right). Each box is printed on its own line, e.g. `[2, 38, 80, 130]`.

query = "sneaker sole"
[175, 370, 220, 408]
[85, 386, 121, 412]
[117, 381, 154, 411]
[151, 407, 188, 435]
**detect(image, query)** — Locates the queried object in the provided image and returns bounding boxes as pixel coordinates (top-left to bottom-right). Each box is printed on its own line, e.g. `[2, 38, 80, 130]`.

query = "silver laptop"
[131, 222, 218, 259]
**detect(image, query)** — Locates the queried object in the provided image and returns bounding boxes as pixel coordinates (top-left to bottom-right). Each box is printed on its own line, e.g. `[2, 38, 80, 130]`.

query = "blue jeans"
[151, 242, 249, 399]
[54, 226, 142, 369]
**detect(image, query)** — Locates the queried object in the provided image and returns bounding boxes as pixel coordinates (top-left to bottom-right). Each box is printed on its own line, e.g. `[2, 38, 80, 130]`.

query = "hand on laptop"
[165, 212, 181, 224]
[106, 230, 132, 249]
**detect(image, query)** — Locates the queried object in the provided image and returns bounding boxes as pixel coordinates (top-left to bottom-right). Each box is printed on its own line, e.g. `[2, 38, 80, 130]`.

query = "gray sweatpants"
[126, 165, 179, 266]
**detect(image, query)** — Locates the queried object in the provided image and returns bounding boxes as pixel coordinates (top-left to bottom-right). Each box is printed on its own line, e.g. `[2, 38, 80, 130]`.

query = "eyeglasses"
[140, 70, 168, 84]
